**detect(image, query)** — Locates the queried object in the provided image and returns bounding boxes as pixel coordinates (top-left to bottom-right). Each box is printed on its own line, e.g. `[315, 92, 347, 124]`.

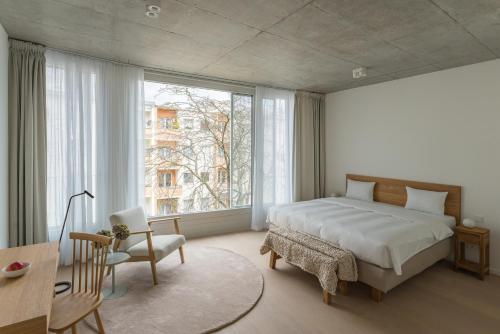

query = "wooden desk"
[0, 242, 59, 334]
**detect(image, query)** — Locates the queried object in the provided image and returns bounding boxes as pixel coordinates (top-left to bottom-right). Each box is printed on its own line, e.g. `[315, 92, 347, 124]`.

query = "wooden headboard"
[346, 174, 462, 224]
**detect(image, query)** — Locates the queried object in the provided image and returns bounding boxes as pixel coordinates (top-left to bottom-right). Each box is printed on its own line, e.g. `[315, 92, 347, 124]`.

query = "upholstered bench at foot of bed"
[261, 226, 452, 304]
[260, 225, 358, 305]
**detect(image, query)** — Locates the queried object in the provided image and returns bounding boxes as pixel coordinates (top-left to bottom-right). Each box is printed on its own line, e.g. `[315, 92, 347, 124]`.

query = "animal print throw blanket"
[260, 224, 358, 294]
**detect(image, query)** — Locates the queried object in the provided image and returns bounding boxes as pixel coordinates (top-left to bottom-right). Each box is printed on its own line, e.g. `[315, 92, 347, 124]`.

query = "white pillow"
[405, 187, 448, 215]
[345, 179, 375, 202]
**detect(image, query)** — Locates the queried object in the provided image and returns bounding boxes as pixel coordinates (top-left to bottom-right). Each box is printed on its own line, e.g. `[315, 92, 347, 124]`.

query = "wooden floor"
[61, 231, 500, 334]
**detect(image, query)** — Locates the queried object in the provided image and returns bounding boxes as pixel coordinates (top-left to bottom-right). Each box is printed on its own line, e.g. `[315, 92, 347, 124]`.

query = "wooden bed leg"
[322, 289, 331, 305]
[338, 280, 348, 295]
[269, 250, 279, 269]
[370, 287, 384, 302]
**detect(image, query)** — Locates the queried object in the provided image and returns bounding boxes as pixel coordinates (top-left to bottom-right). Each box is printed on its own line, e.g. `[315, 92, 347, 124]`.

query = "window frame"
[183, 172, 194, 184]
[182, 118, 194, 130]
[144, 72, 254, 219]
[200, 171, 210, 183]
[229, 93, 253, 209]
[159, 146, 172, 159]
[158, 171, 173, 188]
[217, 168, 227, 184]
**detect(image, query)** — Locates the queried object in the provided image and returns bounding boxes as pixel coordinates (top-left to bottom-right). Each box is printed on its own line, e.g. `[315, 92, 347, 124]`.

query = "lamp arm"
[58, 191, 93, 249]
[55, 190, 94, 294]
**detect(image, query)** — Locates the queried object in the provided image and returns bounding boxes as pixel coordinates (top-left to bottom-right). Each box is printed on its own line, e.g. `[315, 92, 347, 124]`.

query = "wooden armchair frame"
[111, 216, 184, 285]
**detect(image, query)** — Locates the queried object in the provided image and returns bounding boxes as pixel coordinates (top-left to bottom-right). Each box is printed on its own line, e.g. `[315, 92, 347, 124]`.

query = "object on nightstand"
[454, 225, 490, 280]
[462, 218, 477, 228]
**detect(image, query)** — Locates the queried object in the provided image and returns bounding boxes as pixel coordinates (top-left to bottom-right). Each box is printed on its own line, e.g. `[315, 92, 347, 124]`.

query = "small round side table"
[101, 251, 130, 299]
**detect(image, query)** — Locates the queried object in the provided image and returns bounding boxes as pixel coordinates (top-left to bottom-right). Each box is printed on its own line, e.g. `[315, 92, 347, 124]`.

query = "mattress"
[267, 197, 455, 275]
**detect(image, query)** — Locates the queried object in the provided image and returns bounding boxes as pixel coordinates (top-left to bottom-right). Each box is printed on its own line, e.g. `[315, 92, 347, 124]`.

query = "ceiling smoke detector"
[352, 67, 367, 79]
[145, 0, 161, 18]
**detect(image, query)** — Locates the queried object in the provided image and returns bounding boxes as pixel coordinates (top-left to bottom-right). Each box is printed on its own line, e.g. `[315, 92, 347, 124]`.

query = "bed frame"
[269, 174, 461, 303]
[346, 174, 461, 224]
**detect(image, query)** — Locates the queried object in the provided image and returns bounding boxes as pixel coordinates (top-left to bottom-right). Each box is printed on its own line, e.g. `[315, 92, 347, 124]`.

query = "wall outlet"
[352, 67, 367, 78]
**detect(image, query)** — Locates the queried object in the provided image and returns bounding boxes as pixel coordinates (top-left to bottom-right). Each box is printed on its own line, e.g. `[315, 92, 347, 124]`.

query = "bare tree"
[144, 85, 251, 215]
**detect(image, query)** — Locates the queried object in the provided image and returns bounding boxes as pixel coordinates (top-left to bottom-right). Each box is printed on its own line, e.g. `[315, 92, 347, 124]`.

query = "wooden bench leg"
[269, 250, 279, 269]
[338, 280, 348, 295]
[323, 281, 347, 305]
[322, 289, 331, 305]
[370, 287, 383, 302]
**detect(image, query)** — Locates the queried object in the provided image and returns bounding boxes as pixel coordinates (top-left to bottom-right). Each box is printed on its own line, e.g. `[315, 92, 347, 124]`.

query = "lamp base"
[102, 285, 128, 299]
[55, 281, 72, 295]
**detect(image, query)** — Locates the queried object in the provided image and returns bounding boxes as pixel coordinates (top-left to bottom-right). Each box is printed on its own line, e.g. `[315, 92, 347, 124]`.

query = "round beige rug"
[86, 247, 263, 334]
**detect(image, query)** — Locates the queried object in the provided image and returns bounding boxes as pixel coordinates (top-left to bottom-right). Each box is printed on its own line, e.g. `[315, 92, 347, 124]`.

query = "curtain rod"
[45, 46, 282, 91]
[9, 37, 46, 47]
[45, 46, 325, 95]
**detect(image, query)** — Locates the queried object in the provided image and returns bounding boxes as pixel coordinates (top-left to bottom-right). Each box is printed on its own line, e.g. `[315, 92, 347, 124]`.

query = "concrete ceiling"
[1, 0, 499, 93]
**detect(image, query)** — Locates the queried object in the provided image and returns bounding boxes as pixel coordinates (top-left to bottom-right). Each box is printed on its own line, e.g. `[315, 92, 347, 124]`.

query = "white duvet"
[267, 197, 455, 275]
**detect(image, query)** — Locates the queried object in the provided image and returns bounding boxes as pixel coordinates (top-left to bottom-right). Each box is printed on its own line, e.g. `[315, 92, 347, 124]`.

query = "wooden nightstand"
[454, 225, 490, 280]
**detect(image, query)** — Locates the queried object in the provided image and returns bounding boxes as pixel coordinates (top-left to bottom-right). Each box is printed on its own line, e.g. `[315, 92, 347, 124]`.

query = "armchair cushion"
[110, 207, 149, 251]
[127, 235, 186, 260]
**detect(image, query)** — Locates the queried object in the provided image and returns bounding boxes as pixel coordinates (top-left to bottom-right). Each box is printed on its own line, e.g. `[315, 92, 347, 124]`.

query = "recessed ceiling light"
[145, 11, 159, 18]
[146, 4, 161, 13]
[144, 0, 161, 18]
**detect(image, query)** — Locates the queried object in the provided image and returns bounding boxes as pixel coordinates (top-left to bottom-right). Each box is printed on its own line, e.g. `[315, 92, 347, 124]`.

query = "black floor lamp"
[54, 190, 95, 295]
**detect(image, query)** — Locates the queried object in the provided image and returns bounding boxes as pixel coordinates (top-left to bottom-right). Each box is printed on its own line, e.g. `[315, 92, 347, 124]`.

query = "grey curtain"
[293, 91, 326, 201]
[8, 39, 47, 246]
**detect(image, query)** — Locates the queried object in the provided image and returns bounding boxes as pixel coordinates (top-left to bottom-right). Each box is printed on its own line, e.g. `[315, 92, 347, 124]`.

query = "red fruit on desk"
[7, 261, 24, 271]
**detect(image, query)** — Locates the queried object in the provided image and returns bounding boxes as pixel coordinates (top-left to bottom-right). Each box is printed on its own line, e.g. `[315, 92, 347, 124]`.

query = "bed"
[264, 174, 461, 303]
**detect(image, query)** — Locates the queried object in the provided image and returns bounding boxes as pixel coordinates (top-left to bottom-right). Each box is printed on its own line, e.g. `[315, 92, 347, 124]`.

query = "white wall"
[0, 24, 8, 248]
[325, 59, 500, 274]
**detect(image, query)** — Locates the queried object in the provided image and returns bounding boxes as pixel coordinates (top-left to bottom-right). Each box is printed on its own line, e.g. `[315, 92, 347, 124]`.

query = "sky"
[144, 81, 231, 106]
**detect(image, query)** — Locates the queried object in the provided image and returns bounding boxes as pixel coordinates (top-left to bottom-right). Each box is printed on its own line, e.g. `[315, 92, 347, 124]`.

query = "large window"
[144, 81, 252, 216]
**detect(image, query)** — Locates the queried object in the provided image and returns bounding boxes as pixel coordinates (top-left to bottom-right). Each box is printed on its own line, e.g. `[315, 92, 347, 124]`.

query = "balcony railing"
[145, 185, 182, 199]
[144, 156, 182, 167]
[144, 127, 181, 141]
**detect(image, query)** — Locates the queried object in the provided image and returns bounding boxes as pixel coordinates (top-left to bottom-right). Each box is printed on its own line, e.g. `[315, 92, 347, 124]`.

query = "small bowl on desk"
[1, 261, 31, 278]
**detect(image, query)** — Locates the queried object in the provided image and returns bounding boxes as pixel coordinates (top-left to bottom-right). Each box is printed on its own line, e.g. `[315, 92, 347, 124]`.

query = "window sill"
[147, 207, 251, 238]
[147, 206, 250, 221]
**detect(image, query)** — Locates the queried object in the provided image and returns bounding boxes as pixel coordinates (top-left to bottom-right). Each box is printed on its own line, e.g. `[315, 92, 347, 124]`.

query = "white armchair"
[109, 207, 186, 285]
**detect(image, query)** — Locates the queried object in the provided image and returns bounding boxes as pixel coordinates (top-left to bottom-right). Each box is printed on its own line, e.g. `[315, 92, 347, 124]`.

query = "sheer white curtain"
[251, 87, 294, 230]
[46, 51, 144, 264]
